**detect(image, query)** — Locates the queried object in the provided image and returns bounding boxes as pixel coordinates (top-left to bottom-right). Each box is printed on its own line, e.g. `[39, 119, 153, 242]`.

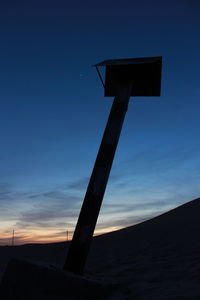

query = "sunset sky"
[0, 0, 200, 245]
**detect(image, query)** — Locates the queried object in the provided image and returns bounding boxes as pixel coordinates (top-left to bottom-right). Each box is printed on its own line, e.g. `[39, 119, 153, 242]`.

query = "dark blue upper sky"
[0, 0, 200, 244]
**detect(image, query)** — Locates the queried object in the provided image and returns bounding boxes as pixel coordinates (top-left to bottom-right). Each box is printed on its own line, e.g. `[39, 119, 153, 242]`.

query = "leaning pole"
[64, 56, 162, 275]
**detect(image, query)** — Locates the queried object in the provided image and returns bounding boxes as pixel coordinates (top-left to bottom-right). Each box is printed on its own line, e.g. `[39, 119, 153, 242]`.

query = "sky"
[0, 0, 200, 245]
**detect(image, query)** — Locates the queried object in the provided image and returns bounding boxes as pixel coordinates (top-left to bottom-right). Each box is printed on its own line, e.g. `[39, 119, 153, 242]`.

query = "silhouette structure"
[64, 56, 162, 274]
[11, 230, 14, 247]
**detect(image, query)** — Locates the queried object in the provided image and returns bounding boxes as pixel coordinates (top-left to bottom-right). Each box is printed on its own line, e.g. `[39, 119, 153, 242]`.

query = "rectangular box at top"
[103, 57, 162, 97]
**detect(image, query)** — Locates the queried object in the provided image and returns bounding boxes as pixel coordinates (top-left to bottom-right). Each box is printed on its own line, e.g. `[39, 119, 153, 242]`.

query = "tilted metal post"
[63, 56, 162, 275]
[64, 84, 132, 274]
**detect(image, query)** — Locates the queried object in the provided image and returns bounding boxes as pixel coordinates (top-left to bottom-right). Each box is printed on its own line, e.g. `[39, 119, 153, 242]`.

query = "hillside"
[1, 198, 200, 299]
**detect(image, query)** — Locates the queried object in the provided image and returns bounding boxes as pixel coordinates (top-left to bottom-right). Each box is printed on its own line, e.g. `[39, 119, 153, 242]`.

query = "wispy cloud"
[103, 200, 170, 214]
[0, 145, 199, 245]
[107, 147, 200, 201]
[0, 235, 27, 246]
[96, 210, 165, 232]
[0, 182, 82, 238]
[113, 147, 200, 178]
[15, 193, 81, 229]
[0, 183, 14, 201]
[66, 177, 89, 191]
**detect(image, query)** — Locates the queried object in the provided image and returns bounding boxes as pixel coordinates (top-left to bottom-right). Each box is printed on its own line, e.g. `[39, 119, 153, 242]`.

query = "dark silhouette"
[64, 56, 162, 274]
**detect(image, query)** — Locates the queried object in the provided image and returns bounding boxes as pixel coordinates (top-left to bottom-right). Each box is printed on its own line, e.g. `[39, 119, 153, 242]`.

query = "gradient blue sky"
[0, 0, 200, 245]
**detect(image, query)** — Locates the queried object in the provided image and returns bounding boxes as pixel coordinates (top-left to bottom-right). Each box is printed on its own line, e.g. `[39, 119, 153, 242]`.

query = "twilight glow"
[0, 0, 200, 245]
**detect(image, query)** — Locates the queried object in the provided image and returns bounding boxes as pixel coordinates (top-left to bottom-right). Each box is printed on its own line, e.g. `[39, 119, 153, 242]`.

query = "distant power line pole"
[66, 230, 68, 242]
[11, 229, 15, 246]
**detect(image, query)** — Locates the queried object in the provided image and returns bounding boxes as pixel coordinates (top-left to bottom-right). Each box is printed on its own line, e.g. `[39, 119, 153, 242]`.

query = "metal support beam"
[63, 84, 132, 274]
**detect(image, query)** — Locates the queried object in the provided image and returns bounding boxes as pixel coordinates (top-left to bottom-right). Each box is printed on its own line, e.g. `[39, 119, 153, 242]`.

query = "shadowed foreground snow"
[1, 198, 200, 299]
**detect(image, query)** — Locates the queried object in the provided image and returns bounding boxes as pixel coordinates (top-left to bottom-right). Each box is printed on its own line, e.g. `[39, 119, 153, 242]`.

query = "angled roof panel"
[94, 56, 162, 67]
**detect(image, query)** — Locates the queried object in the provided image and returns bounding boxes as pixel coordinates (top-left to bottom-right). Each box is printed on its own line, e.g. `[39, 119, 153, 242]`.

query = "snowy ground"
[1, 198, 200, 299]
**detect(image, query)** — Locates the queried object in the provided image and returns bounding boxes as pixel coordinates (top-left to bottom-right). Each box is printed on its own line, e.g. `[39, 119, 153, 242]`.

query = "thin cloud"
[15, 194, 81, 229]
[0, 235, 27, 246]
[103, 200, 170, 214]
[96, 211, 164, 232]
[0, 183, 13, 201]
[0, 182, 82, 232]
[66, 177, 89, 191]
[111, 148, 200, 181]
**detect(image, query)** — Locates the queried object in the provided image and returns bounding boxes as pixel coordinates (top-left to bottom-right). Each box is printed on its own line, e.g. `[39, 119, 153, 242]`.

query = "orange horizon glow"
[0, 225, 125, 246]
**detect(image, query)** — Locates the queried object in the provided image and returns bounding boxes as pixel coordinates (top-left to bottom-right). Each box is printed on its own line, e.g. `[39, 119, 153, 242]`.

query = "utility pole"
[66, 230, 68, 242]
[11, 229, 14, 246]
